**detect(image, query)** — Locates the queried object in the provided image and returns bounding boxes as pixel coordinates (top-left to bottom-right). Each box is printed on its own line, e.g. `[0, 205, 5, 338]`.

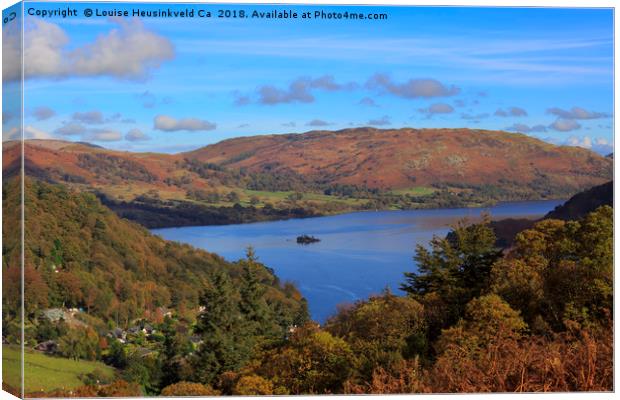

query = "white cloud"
[233, 93, 251, 106]
[359, 97, 379, 107]
[509, 107, 528, 117]
[367, 74, 460, 99]
[14, 18, 174, 81]
[32, 107, 56, 121]
[72, 110, 104, 124]
[594, 137, 610, 146]
[566, 135, 592, 148]
[137, 91, 157, 108]
[23, 19, 68, 80]
[25, 125, 52, 139]
[125, 128, 150, 141]
[547, 106, 610, 120]
[52, 120, 129, 142]
[592, 137, 613, 154]
[154, 115, 216, 132]
[306, 119, 331, 127]
[3, 21, 22, 81]
[3, 127, 20, 141]
[555, 135, 612, 155]
[86, 129, 122, 142]
[461, 112, 489, 121]
[494, 107, 528, 117]
[418, 103, 454, 117]
[3, 125, 52, 141]
[256, 75, 357, 105]
[550, 118, 581, 132]
[505, 123, 547, 133]
[55, 122, 87, 136]
[367, 115, 391, 126]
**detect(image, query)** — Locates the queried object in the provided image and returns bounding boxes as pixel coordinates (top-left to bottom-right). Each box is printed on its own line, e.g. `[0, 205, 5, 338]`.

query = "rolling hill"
[2, 127, 612, 227]
[184, 127, 611, 191]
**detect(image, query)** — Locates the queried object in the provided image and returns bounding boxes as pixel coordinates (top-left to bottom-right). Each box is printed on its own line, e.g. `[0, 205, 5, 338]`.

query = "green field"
[241, 189, 366, 206]
[2, 345, 116, 394]
[388, 186, 437, 196]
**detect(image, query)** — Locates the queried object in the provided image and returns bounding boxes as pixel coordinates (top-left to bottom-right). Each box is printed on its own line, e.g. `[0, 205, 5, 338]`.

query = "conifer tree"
[239, 247, 275, 337]
[192, 268, 252, 384]
[401, 215, 502, 337]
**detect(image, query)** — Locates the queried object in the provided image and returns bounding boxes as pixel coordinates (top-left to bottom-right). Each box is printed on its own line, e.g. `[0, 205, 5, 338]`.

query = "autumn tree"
[161, 381, 220, 396]
[491, 206, 613, 332]
[255, 323, 357, 394]
[233, 375, 274, 395]
[58, 326, 100, 361]
[325, 290, 426, 380]
[428, 294, 527, 392]
[23, 264, 50, 316]
[401, 215, 502, 339]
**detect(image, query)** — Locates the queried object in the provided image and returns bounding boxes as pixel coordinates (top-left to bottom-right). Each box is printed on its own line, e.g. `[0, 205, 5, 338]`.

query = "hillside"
[491, 180, 613, 247]
[3, 140, 344, 227]
[545, 180, 613, 220]
[184, 128, 611, 192]
[2, 345, 116, 394]
[2, 128, 612, 228]
[2, 176, 308, 329]
[2, 176, 309, 396]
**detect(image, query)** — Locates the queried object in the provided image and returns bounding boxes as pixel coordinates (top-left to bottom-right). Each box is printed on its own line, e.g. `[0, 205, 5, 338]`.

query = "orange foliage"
[428, 327, 613, 393]
[233, 375, 274, 395]
[344, 359, 427, 394]
[161, 381, 220, 396]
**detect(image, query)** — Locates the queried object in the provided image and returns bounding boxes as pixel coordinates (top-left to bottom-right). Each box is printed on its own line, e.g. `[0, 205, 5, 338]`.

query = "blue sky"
[2, 3, 614, 154]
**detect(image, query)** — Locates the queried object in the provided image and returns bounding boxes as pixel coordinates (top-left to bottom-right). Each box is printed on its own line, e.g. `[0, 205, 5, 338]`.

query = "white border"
[0, 1, 616, 400]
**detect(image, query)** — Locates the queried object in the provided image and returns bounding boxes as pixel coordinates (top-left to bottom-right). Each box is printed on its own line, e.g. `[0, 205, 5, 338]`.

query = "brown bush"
[161, 381, 220, 396]
[233, 375, 274, 395]
[428, 327, 613, 393]
[344, 359, 428, 394]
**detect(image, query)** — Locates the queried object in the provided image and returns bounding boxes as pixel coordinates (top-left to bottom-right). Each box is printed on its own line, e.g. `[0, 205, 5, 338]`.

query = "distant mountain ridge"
[4, 128, 611, 195]
[2, 127, 612, 228]
[183, 127, 611, 192]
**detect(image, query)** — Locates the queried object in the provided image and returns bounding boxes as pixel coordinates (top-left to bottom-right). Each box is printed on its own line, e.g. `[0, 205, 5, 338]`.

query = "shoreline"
[150, 197, 566, 232]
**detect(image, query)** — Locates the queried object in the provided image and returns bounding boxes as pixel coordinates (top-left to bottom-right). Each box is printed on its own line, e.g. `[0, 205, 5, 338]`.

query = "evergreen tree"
[159, 317, 193, 389]
[239, 247, 275, 337]
[106, 339, 128, 368]
[401, 215, 502, 338]
[192, 269, 252, 384]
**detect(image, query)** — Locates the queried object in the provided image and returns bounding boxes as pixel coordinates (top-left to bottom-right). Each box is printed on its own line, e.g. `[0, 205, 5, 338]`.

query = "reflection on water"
[152, 199, 563, 322]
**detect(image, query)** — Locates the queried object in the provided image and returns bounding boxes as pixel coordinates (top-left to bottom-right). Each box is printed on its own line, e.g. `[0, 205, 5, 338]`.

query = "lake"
[152, 199, 563, 322]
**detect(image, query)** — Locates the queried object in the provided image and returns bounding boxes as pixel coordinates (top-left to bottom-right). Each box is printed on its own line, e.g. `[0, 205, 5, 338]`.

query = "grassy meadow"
[2, 345, 116, 393]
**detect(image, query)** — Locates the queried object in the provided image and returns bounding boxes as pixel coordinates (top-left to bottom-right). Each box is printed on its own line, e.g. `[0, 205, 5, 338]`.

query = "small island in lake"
[296, 234, 321, 244]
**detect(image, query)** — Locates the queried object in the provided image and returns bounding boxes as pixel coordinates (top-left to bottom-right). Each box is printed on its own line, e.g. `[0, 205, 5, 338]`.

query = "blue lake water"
[152, 200, 563, 322]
